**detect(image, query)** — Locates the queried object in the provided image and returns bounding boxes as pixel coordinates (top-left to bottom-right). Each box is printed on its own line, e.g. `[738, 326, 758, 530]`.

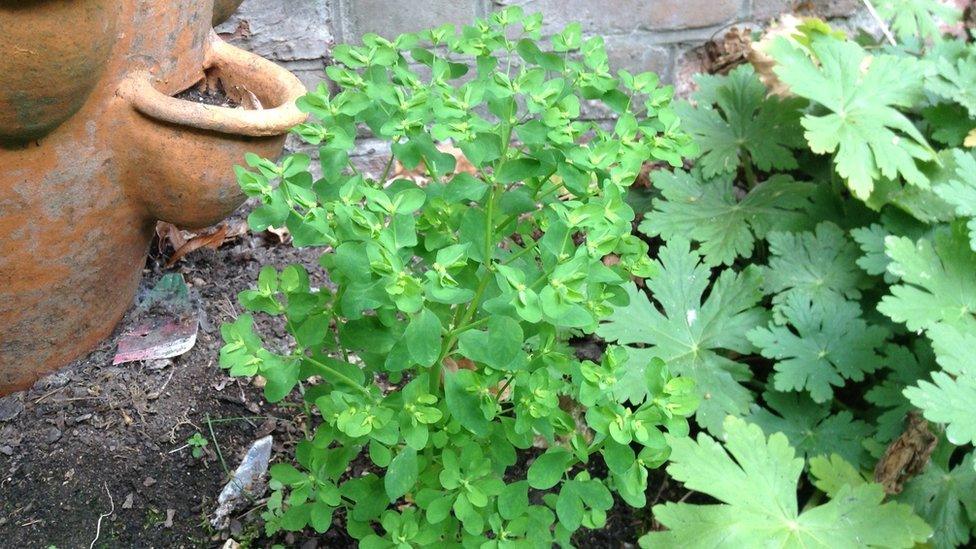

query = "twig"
[146, 368, 175, 400]
[650, 477, 669, 507]
[168, 444, 190, 454]
[34, 386, 67, 404]
[89, 482, 115, 549]
[862, 0, 897, 46]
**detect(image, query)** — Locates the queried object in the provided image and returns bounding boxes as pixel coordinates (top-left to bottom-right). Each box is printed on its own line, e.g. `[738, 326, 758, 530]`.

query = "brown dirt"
[175, 78, 241, 109]
[0, 209, 316, 548]
[0, 205, 691, 548]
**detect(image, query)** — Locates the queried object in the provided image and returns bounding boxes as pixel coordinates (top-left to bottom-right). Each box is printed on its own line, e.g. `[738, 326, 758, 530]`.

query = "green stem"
[495, 376, 515, 401]
[501, 238, 538, 266]
[378, 154, 396, 185]
[431, 272, 494, 394]
[802, 490, 824, 512]
[447, 316, 490, 337]
[740, 150, 758, 189]
[378, 137, 402, 185]
[296, 382, 313, 440]
[484, 187, 497, 270]
[302, 355, 375, 400]
[206, 414, 229, 476]
[347, 160, 362, 178]
[331, 290, 350, 363]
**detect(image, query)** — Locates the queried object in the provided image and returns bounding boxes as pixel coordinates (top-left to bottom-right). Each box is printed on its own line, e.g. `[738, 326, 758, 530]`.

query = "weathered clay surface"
[0, 0, 306, 395]
[0, 0, 119, 144]
[213, 0, 245, 25]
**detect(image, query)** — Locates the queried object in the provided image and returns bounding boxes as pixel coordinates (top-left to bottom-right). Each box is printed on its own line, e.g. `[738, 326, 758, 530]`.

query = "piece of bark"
[874, 411, 938, 495]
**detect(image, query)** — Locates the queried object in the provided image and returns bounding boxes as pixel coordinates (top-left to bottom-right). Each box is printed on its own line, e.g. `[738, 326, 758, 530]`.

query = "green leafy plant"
[641, 417, 931, 548]
[187, 432, 209, 459]
[604, 5, 976, 546]
[222, 8, 698, 545]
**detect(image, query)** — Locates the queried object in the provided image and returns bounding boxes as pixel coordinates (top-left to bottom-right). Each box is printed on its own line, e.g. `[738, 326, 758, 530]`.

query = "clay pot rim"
[118, 37, 308, 137]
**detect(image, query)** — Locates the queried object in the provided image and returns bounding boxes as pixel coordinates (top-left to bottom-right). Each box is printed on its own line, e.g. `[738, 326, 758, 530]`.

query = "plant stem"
[378, 137, 402, 185]
[447, 316, 490, 337]
[501, 240, 538, 266]
[378, 154, 396, 186]
[296, 381, 313, 439]
[205, 414, 229, 476]
[485, 186, 497, 269]
[431, 272, 494, 394]
[302, 355, 375, 400]
[740, 151, 758, 188]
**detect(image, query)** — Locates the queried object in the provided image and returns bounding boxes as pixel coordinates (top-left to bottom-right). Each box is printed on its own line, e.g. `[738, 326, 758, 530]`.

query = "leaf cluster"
[223, 8, 699, 546]
[603, 8, 976, 547]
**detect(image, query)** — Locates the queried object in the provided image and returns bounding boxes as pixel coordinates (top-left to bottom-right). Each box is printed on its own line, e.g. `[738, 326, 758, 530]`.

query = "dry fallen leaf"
[443, 357, 511, 400]
[964, 128, 976, 148]
[165, 224, 229, 268]
[704, 26, 753, 75]
[265, 226, 292, 245]
[874, 411, 938, 495]
[393, 142, 478, 183]
[749, 15, 803, 98]
[228, 84, 264, 110]
[155, 221, 187, 253]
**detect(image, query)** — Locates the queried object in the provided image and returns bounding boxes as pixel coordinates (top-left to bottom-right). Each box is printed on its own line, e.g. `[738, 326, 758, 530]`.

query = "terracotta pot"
[0, 0, 307, 395]
[0, 0, 119, 144]
[212, 0, 245, 26]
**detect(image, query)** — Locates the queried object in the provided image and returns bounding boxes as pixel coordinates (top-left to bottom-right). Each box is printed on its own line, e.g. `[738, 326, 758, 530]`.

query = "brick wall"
[217, 0, 866, 164]
[219, 0, 864, 89]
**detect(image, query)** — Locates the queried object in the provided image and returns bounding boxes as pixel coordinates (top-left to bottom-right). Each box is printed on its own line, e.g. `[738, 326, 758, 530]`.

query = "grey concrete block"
[492, 0, 743, 34]
[340, 0, 480, 40]
[216, 0, 336, 62]
[604, 36, 672, 76]
[751, 0, 791, 21]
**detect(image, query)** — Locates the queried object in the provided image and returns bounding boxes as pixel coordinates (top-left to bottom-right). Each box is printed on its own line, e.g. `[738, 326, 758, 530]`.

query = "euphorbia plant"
[221, 8, 698, 545]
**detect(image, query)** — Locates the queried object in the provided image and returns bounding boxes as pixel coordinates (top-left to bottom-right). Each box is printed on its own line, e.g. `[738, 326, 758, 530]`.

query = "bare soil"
[0, 207, 688, 548]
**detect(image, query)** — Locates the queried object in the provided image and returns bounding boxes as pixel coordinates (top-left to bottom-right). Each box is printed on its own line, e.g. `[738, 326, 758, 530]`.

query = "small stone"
[44, 427, 62, 444]
[193, 277, 206, 287]
[0, 396, 24, 422]
[38, 372, 71, 390]
[143, 476, 157, 487]
[122, 493, 135, 509]
[0, 445, 13, 456]
[164, 509, 176, 528]
[147, 359, 172, 370]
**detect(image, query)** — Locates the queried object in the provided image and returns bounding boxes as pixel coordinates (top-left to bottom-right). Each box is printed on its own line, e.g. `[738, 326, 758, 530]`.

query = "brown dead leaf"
[393, 142, 478, 183]
[442, 357, 511, 400]
[874, 411, 938, 495]
[228, 85, 264, 110]
[443, 143, 478, 176]
[964, 128, 976, 148]
[704, 26, 753, 75]
[749, 15, 803, 97]
[155, 222, 187, 253]
[165, 225, 228, 268]
[265, 226, 292, 245]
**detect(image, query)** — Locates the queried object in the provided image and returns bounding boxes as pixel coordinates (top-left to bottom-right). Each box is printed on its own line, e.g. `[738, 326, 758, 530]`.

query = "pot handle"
[117, 35, 307, 136]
